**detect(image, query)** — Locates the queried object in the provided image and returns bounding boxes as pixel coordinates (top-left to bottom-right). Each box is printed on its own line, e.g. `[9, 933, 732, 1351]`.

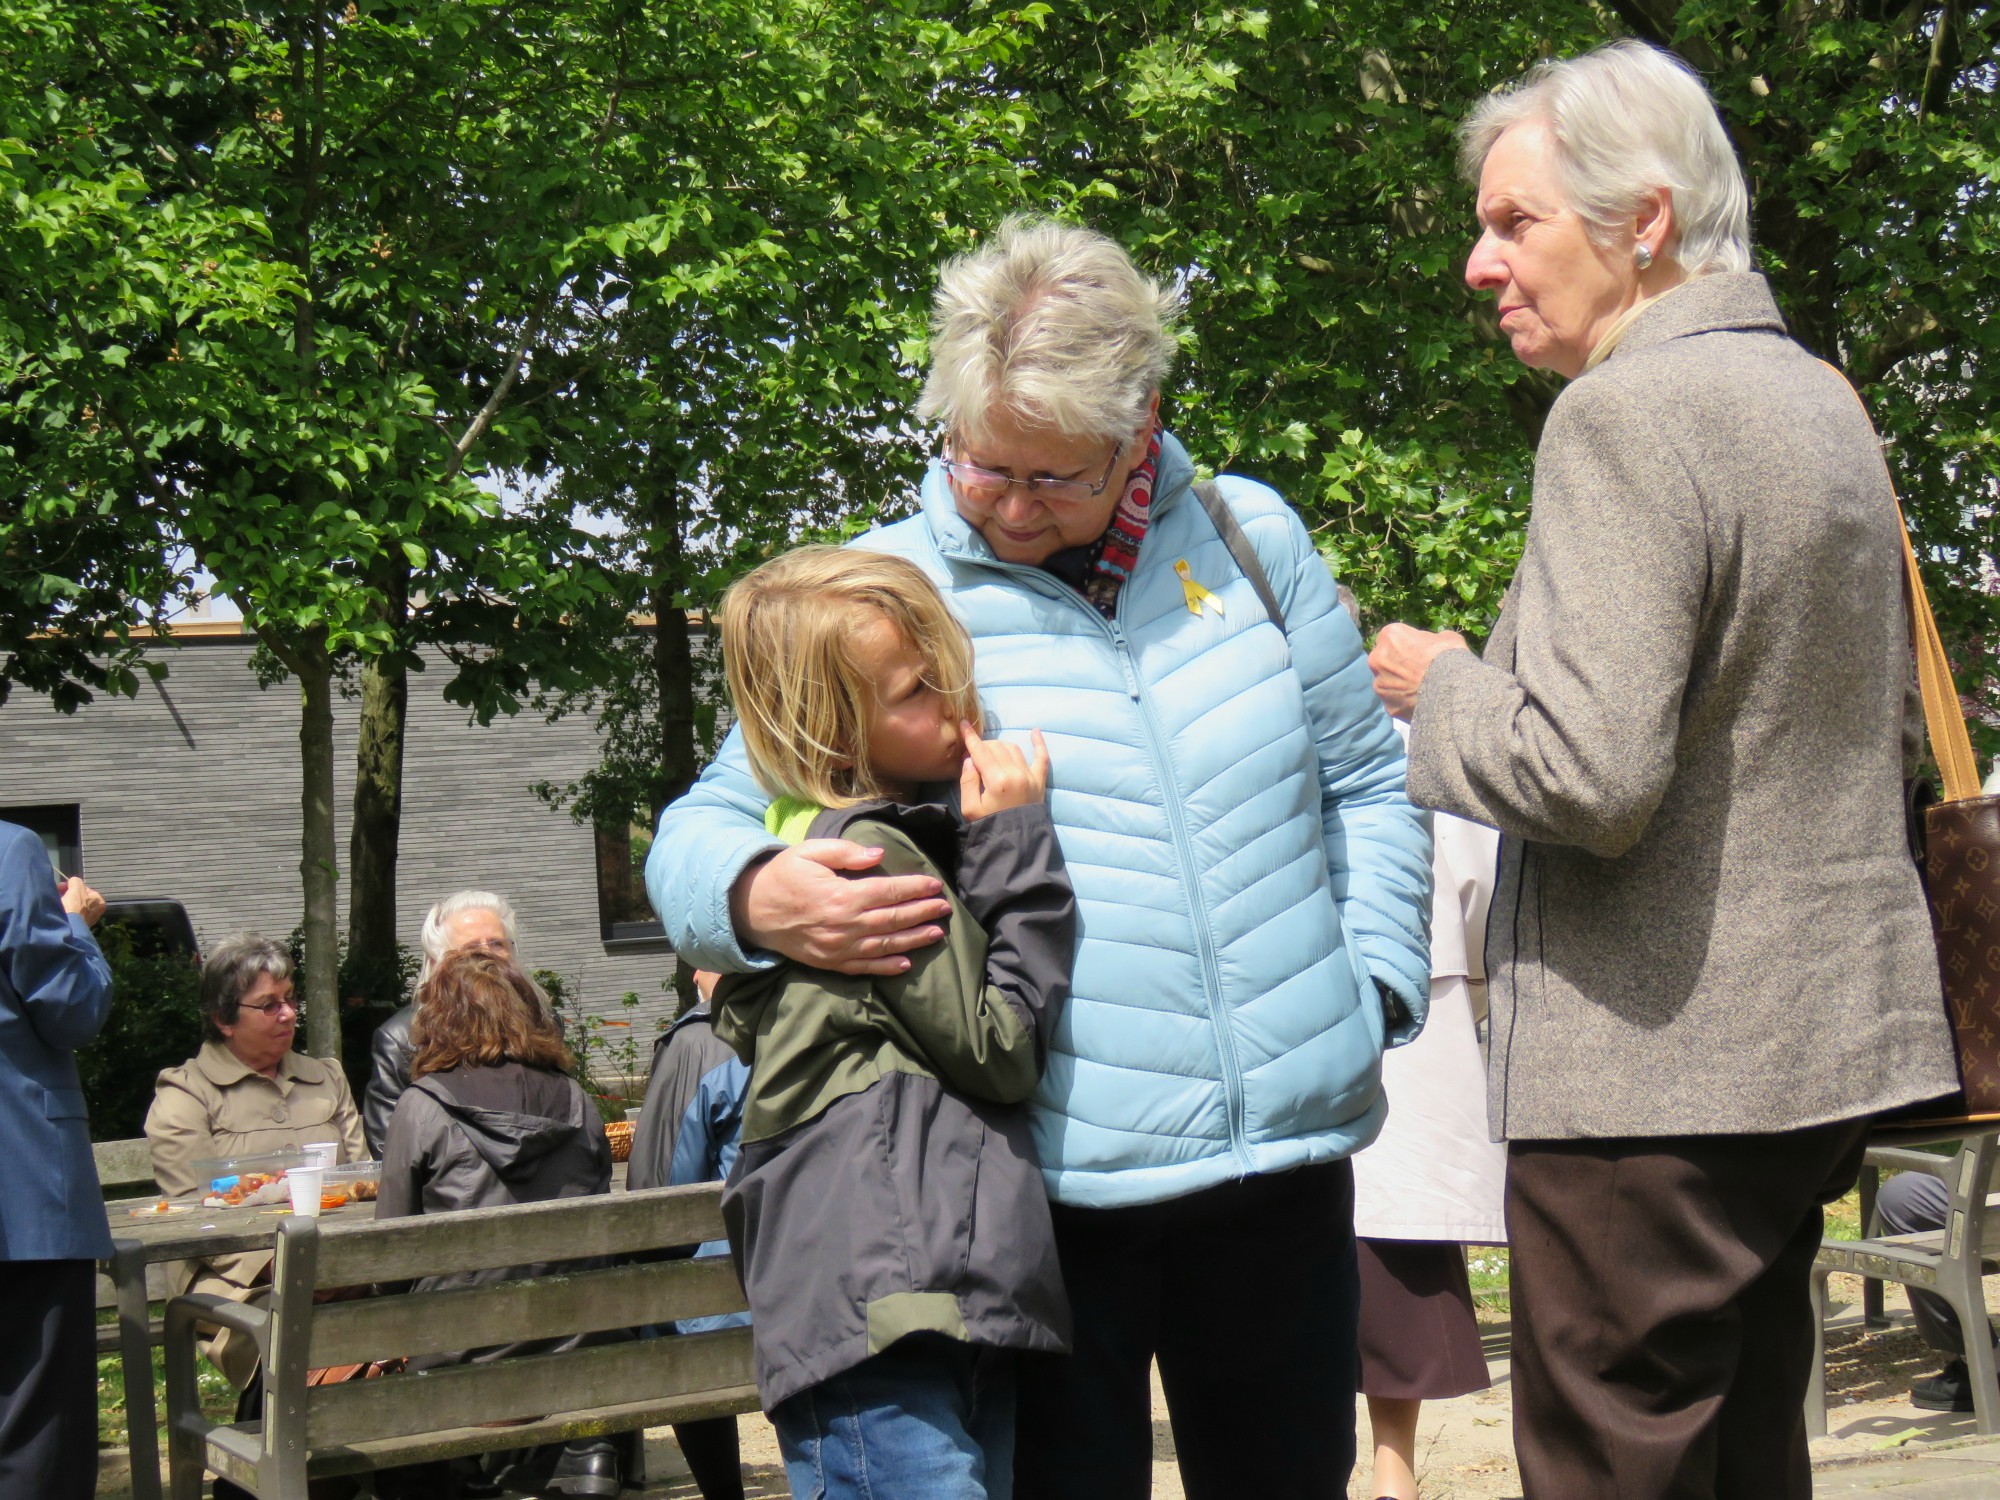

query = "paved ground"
[627, 1278, 2000, 1499]
[96, 1277, 2000, 1498]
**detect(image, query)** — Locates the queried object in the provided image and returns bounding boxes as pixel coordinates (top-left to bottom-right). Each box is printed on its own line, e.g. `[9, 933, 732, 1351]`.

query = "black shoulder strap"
[1192, 479, 1286, 634]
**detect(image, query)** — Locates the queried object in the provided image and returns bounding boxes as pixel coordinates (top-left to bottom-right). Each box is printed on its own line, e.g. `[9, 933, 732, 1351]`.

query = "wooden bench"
[93, 1139, 167, 1362]
[96, 1134, 159, 1197]
[162, 1182, 759, 1500]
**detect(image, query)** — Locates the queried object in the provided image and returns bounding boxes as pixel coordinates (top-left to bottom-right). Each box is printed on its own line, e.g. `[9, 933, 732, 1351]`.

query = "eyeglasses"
[238, 996, 301, 1017]
[940, 439, 1124, 503]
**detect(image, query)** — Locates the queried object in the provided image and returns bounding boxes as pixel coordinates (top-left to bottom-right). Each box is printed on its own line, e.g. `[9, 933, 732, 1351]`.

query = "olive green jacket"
[714, 797, 1076, 1408]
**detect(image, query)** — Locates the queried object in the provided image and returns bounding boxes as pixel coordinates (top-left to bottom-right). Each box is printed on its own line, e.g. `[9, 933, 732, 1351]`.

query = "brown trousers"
[1506, 1121, 1869, 1500]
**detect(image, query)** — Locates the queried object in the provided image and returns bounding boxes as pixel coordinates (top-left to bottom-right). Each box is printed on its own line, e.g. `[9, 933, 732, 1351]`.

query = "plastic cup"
[287, 1166, 325, 1217]
[300, 1142, 338, 1171]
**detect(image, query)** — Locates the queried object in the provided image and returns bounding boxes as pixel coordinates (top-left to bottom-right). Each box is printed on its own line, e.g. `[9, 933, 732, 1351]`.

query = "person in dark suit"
[0, 819, 114, 1500]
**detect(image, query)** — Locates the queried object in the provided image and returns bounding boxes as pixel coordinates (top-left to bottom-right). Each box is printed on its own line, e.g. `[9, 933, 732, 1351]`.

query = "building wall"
[0, 632, 679, 1045]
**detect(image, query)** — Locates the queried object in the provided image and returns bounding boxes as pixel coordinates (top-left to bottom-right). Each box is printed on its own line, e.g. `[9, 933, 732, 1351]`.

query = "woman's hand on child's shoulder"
[958, 724, 1051, 821]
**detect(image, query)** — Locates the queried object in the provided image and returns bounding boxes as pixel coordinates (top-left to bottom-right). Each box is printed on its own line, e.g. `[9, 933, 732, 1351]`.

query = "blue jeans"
[772, 1336, 1017, 1500]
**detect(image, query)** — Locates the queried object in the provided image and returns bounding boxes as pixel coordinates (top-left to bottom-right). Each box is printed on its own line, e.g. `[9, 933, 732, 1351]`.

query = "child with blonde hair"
[711, 545, 1075, 1500]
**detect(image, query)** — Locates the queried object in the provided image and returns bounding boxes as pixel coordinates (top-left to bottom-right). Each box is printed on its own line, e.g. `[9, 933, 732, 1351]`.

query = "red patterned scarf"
[1082, 426, 1161, 619]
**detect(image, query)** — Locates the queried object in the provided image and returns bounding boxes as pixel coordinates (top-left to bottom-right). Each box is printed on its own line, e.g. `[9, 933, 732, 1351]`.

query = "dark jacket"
[1407, 272, 1958, 1139]
[376, 1060, 613, 1367]
[715, 799, 1076, 1409]
[627, 1004, 741, 1193]
[628, 1004, 750, 1334]
[0, 821, 114, 1261]
[361, 1002, 416, 1157]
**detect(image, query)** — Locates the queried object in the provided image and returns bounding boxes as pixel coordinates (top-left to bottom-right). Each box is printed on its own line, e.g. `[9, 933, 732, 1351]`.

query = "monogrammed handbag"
[1900, 515, 2000, 1113]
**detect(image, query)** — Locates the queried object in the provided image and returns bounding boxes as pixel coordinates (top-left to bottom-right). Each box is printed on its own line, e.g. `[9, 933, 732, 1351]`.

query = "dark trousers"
[1506, 1121, 1869, 1500]
[1014, 1160, 1359, 1500]
[674, 1417, 744, 1500]
[0, 1258, 99, 1500]
[1873, 1170, 1997, 1357]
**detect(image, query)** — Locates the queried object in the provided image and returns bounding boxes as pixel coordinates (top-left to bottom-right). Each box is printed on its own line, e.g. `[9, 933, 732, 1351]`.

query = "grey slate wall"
[0, 632, 679, 1048]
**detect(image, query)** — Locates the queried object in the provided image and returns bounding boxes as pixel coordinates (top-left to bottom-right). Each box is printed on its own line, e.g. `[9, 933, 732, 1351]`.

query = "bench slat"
[312, 1184, 725, 1286]
[298, 1387, 761, 1477]
[305, 1327, 754, 1448]
[96, 1263, 173, 1309]
[309, 1258, 747, 1366]
[94, 1137, 157, 1192]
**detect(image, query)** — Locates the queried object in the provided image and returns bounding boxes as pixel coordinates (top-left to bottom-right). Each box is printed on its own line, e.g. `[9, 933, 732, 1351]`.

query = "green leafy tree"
[0, 1, 639, 1053]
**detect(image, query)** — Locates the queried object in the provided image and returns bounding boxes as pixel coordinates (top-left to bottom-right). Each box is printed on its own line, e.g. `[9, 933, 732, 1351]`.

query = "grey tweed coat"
[1407, 272, 1958, 1141]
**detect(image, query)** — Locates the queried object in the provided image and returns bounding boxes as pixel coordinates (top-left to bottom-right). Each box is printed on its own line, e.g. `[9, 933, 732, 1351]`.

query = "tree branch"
[81, 30, 205, 191]
[1850, 305, 1954, 387]
[1919, 0, 1961, 120]
[1601, 1, 1722, 70]
[442, 55, 629, 479]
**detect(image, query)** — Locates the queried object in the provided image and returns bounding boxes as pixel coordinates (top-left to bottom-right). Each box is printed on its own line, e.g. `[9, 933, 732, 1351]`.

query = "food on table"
[202, 1170, 291, 1208]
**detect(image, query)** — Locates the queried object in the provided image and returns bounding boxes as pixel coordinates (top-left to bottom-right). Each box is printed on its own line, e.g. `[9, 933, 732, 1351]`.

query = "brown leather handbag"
[1899, 513, 2000, 1112]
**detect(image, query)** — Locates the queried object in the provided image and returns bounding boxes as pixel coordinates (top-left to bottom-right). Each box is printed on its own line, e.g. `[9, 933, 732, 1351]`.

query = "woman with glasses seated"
[648, 216, 1431, 1497]
[145, 934, 367, 1393]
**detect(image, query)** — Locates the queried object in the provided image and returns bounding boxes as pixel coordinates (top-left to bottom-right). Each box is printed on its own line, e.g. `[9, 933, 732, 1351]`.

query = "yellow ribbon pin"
[1176, 559, 1224, 618]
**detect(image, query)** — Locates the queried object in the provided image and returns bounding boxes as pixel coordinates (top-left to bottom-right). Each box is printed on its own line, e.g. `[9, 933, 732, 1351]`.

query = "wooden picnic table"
[103, 1161, 635, 1500]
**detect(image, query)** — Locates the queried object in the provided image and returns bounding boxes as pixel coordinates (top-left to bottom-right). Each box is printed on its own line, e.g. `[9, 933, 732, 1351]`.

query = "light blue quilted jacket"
[647, 432, 1432, 1208]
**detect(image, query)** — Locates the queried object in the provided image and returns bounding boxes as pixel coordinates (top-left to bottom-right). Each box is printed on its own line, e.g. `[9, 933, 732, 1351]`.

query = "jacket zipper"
[943, 537, 1255, 1173]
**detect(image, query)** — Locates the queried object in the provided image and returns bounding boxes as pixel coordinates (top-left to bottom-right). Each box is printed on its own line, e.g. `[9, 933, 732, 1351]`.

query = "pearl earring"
[1634, 244, 1655, 271]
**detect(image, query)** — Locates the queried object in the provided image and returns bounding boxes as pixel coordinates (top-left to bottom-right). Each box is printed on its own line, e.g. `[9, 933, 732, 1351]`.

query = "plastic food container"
[315, 1161, 382, 1210]
[188, 1149, 307, 1208]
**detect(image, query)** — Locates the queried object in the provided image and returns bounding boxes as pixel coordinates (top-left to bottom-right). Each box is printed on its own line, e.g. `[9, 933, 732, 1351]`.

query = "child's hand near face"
[958, 723, 1051, 821]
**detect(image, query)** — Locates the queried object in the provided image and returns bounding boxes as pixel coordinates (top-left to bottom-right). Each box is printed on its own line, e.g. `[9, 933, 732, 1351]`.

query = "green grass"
[96, 1318, 239, 1450]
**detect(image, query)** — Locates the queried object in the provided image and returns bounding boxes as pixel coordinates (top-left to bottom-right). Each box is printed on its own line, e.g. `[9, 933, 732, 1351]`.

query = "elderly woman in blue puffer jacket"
[648, 215, 1431, 1500]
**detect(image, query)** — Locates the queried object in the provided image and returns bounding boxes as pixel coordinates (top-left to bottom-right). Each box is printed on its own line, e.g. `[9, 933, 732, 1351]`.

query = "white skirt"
[1352, 973, 1508, 1244]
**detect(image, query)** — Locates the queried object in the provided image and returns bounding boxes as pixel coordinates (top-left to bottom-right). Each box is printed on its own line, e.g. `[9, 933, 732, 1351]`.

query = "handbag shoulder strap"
[1820, 363, 1983, 802]
[1897, 513, 1983, 802]
[1192, 479, 1287, 634]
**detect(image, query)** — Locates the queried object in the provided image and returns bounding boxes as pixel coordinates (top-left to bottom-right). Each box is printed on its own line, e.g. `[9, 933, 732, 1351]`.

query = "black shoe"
[1911, 1358, 1974, 1412]
[544, 1438, 621, 1499]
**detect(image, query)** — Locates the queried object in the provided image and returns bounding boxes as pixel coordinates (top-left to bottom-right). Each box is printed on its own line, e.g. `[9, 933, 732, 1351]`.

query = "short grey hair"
[1458, 40, 1751, 277]
[200, 934, 292, 1042]
[417, 890, 519, 988]
[917, 216, 1186, 446]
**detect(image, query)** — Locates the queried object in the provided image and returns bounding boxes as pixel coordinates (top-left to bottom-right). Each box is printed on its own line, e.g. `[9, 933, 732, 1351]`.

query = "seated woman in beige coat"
[144, 934, 367, 1390]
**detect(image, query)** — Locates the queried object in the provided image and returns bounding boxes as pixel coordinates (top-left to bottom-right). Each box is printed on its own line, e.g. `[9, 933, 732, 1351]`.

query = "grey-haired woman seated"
[145, 935, 368, 1390]
[1368, 40, 1958, 1500]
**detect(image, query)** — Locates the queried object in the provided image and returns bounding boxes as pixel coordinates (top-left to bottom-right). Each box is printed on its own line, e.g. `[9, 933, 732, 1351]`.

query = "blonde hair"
[720, 547, 982, 808]
[917, 215, 1185, 446]
[1458, 41, 1750, 277]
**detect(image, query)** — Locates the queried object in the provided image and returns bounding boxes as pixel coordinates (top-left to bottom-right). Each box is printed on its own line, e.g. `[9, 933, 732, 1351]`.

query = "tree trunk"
[347, 567, 409, 1000]
[646, 475, 700, 1020]
[647, 480, 699, 821]
[295, 634, 342, 1060]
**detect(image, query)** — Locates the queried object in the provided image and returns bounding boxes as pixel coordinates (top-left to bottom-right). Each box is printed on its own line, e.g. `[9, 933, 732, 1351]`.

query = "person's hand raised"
[60, 875, 106, 927]
[959, 724, 1051, 821]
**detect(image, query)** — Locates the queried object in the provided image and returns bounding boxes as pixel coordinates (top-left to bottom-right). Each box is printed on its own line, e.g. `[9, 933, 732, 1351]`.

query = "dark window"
[596, 821, 669, 951]
[1, 803, 82, 877]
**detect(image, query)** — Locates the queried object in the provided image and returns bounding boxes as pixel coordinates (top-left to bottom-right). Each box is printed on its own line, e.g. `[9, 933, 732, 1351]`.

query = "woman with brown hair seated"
[376, 950, 618, 1499]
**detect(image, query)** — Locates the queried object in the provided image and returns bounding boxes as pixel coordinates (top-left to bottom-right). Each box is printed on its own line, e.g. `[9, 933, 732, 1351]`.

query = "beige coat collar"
[193, 1038, 318, 1092]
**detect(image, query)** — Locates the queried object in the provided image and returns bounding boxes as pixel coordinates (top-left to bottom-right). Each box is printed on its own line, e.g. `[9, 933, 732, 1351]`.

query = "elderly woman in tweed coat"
[1369, 41, 1959, 1500]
